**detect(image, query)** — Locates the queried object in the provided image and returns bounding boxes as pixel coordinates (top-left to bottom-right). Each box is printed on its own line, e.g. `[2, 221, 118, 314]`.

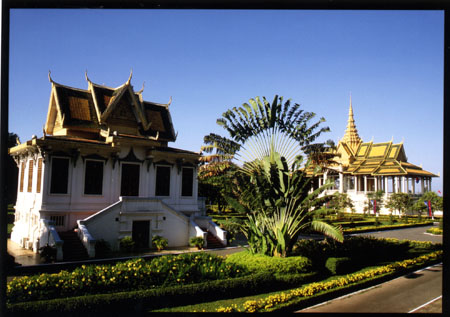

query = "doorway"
[132, 220, 150, 249]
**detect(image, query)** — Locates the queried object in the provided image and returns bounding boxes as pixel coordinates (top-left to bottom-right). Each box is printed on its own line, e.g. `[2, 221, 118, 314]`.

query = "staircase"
[205, 231, 225, 249]
[58, 230, 89, 261]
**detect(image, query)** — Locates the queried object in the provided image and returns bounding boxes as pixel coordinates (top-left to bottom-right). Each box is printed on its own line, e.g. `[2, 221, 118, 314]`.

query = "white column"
[384, 176, 388, 193]
[412, 177, 416, 194]
[364, 176, 367, 194]
[374, 176, 378, 191]
[428, 178, 432, 191]
[402, 176, 407, 193]
[421, 177, 425, 194]
[339, 173, 344, 193]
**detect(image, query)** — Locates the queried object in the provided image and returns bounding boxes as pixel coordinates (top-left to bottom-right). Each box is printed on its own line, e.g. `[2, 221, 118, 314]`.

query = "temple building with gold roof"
[9, 72, 226, 260]
[315, 97, 438, 214]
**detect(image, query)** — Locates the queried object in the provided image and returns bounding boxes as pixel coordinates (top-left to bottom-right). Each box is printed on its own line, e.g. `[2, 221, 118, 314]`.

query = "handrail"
[77, 220, 96, 258]
[39, 219, 64, 261]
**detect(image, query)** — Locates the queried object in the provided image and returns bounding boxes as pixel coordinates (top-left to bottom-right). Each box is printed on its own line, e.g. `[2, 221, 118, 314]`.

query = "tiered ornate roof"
[344, 141, 436, 177]
[44, 71, 176, 142]
[333, 97, 437, 178]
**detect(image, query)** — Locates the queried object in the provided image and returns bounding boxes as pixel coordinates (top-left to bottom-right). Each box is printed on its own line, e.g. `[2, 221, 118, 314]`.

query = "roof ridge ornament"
[85, 70, 92, 83]
[137, 81, 145, 94]
[48, 70, 54, 83]
[167, 96, 172, 107]
[126, 69, 133, 85]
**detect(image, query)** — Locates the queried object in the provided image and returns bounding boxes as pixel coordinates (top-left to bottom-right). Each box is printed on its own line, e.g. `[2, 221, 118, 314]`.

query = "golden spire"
[341, 94, 362, 154]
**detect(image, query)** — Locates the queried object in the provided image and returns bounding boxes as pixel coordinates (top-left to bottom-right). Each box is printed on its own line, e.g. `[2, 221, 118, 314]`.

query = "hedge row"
[7, 271, 319, 314]
[7, 252, 247, 303]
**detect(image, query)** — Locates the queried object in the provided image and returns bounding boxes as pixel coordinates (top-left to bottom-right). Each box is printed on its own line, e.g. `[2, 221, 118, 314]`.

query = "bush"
[292, 236, 413, 269]
[119, 236, 135, 252]
[189, 237, 204, 249]
[152, 235, 168, 251]
[325, 257, 353, 275]
[7, 253, 248, 304]
[225, 251, 312, 274]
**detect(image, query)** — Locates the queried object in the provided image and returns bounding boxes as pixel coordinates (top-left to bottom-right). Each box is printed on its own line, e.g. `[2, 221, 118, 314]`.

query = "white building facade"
[9, 73, 225, 259]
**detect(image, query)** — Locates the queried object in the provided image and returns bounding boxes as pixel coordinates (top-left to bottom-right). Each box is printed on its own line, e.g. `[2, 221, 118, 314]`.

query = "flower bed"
[7, 253, 247, 303]
[216, 250, 443, 312]
[426, 227, 443, 235]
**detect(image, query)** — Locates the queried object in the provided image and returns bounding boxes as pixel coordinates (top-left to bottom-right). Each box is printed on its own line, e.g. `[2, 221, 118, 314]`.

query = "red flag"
[373, 200, 377, 215]
[428, 200, 432, 217]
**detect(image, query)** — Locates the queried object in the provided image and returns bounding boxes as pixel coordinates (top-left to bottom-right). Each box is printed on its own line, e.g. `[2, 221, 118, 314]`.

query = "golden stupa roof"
[340, 95, 362, 156]
[313, 96, 437, 178]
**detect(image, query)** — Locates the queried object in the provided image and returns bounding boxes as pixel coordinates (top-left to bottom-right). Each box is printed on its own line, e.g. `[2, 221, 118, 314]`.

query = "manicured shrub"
[325, 257, 353, 275]
[225, 251, 312, 274]
[119, 236, 135, 252]
[152, 235, 168, 251]
[189, 237, 204, 249]
[7, 253, 247, 304]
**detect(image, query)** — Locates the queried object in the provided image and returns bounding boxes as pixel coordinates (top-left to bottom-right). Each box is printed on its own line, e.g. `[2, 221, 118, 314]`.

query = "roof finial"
[167, 96, 172, 106]
[48, 70, 54, 83]
[85, 70, 91, 83]
[341, 93, 362, 155]
[137, 81, 145, 94]
[126, 69, 133, 85]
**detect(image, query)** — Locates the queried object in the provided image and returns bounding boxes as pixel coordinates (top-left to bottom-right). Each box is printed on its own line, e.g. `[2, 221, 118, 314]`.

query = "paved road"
[298, 263, 442, 313]
[297, 224, 443, 313]
[352, 224, 443, 244]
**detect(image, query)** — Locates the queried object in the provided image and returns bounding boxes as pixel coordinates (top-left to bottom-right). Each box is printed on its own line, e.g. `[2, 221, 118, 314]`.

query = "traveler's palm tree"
[201, 95, 343, 257]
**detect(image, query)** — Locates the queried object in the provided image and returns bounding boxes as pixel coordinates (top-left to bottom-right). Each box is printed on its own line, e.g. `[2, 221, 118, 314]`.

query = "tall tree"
[202, 96, 343, 257]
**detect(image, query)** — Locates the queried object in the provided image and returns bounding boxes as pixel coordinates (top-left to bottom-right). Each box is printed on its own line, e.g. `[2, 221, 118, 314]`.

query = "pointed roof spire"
[126, 69, 133, 85]
[341, 94, 362, 155]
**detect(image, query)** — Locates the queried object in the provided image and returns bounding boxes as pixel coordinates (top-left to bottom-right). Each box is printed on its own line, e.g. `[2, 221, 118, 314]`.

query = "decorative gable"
[44, 72, 176, 142]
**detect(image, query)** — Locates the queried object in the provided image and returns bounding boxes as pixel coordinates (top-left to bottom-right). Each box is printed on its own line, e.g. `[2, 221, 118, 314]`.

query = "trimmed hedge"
[225, 251, 312, 274]
[7, 271, 318, 314]
[7, 253, 247, 304]
[325, 257, 353, 275]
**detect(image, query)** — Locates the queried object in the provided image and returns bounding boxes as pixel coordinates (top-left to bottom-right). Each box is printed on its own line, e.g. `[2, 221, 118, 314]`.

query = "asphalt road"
[297, 224, 443, 313]
[297, 263, 442, 313]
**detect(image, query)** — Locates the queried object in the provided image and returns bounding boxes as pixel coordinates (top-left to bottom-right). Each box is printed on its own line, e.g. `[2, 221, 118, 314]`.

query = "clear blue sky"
[9, 9, 443, 193]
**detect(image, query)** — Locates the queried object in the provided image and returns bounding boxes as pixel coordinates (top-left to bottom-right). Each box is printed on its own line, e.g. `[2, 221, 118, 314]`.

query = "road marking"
[408, 295, 442, 313]
[297, 262, 442, 312]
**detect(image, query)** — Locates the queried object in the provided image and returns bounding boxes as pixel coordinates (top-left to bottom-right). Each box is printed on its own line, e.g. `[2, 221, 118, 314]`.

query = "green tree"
[198, 163, 237, 213]
[327, 192, 354, 219]
[364, 190, 385, 215]
[385, 193, 412, 219]
[413, 191, 442, 219]
[202, 96, 343, 257]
